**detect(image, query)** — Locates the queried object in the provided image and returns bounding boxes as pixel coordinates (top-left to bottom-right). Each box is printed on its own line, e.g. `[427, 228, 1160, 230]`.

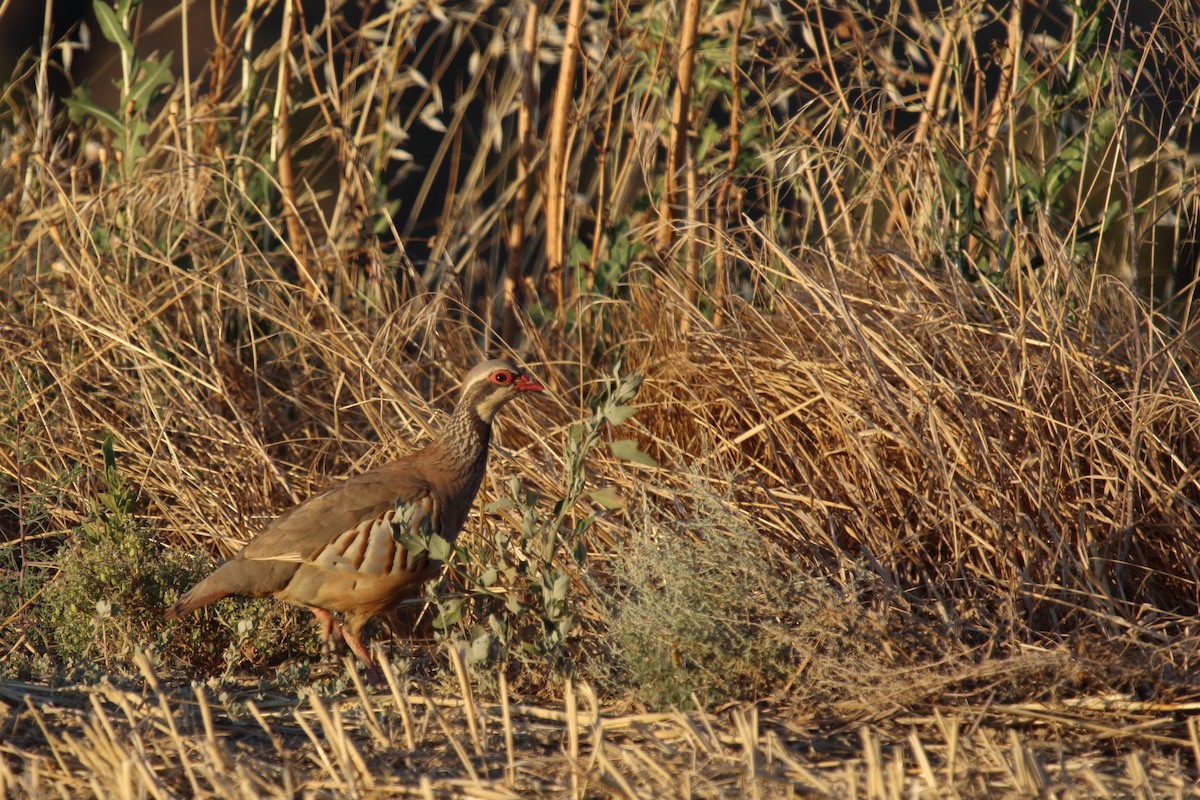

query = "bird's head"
[457, 358, 544, 424]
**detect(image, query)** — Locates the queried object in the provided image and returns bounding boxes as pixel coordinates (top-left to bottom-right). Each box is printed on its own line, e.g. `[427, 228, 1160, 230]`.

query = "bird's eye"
[491, 370, 513, 385]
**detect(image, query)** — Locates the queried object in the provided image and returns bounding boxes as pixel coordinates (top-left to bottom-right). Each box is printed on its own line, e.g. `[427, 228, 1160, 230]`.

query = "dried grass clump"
[619, 238, 1200, 699]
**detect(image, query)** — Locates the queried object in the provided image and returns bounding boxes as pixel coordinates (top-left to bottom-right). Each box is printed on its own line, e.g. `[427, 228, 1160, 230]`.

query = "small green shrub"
[607, 476, 891, 709]
[34, 518, 209, 671]
[5, 437, 317, 681]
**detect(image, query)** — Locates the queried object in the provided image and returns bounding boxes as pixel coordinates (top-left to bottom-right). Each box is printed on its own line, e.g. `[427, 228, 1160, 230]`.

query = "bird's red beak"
[514, 374, 544, 392]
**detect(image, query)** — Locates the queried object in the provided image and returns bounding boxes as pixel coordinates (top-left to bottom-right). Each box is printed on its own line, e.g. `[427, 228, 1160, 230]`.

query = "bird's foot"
[362, 659, 386, 687]
[308, 607, 345, 657]
[342, 629, 388, 686]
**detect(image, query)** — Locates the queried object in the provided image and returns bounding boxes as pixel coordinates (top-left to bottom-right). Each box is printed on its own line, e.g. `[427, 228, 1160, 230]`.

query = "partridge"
[166, 359, 543, 682]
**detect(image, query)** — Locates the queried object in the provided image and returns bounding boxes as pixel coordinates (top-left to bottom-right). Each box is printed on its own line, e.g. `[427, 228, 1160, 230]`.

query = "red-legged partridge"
[166, 359, 543, 682]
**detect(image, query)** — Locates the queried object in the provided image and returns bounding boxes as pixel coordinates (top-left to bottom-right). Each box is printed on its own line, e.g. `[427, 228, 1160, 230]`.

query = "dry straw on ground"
[3, 652, 1200, 798]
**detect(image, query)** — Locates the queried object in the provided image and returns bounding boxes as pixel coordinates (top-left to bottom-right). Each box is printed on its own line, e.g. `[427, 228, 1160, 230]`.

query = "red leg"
[341, 616, 385, 685]
[308, 607, 343, 655]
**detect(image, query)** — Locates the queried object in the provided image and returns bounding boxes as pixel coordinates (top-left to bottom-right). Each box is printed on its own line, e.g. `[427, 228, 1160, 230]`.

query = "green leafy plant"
[962, 0, 1133, 277]
[63, 0, 175, 178]
[17, 436, 304, 678]
[34, 436, 189, 670]
[428, 369, 644, 675]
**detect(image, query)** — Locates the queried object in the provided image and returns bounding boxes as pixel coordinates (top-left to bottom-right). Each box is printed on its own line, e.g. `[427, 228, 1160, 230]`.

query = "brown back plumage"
[165, 359, 543, 681]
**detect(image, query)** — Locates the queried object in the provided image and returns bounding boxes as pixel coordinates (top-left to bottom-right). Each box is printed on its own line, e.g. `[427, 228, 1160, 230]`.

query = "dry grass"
[3, 0, 1200, 795]
[4, 660, 1200, 798]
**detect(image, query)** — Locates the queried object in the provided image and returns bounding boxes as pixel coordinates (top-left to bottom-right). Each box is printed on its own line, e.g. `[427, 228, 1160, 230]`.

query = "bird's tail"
[164, 585, 228, 619]
[164, 558, 298, 619]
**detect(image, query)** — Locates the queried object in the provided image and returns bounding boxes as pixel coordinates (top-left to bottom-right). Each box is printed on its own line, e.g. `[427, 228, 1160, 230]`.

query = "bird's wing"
[240, 461, 433, 564]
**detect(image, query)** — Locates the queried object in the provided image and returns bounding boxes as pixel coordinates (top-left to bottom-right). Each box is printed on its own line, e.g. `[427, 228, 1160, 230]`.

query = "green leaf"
[427, 533, 452, 562]
[126, 55, 174, 113]
[484, 497, 515, 514]
[521, 511, 538, 537]
[568, 236, 591, 269]
[432, 598, 462, 630]
[93, 1, 134, 57]
[611, 438, 658, 468]
[587, 486, 624, 510]
[90, 226, 112, 254]
[114, 118, 150, 166]
[64, 88, 123, 133]
[396, 530, 423, 551]
[695, 120, 722, 163]
[488, 614, 509, 642]
[468, 629, 491, 664]
[614, 373, 643, 403]
[604, 404, 639, 426]
[101, 434, 117, 472]
[550, 572, 570, 604]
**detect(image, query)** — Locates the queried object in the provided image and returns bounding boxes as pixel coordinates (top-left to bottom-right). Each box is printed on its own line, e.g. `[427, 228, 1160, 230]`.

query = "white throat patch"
[473, 389, 512, 422]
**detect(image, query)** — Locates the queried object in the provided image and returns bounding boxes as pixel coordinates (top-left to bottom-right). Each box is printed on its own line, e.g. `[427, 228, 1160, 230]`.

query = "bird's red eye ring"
[491, 370, 513, 385]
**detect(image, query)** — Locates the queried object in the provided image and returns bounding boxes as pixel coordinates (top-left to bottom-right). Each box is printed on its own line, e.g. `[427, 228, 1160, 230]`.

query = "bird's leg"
[308, 607, 344, 656]
[341, 617, 385, 685]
